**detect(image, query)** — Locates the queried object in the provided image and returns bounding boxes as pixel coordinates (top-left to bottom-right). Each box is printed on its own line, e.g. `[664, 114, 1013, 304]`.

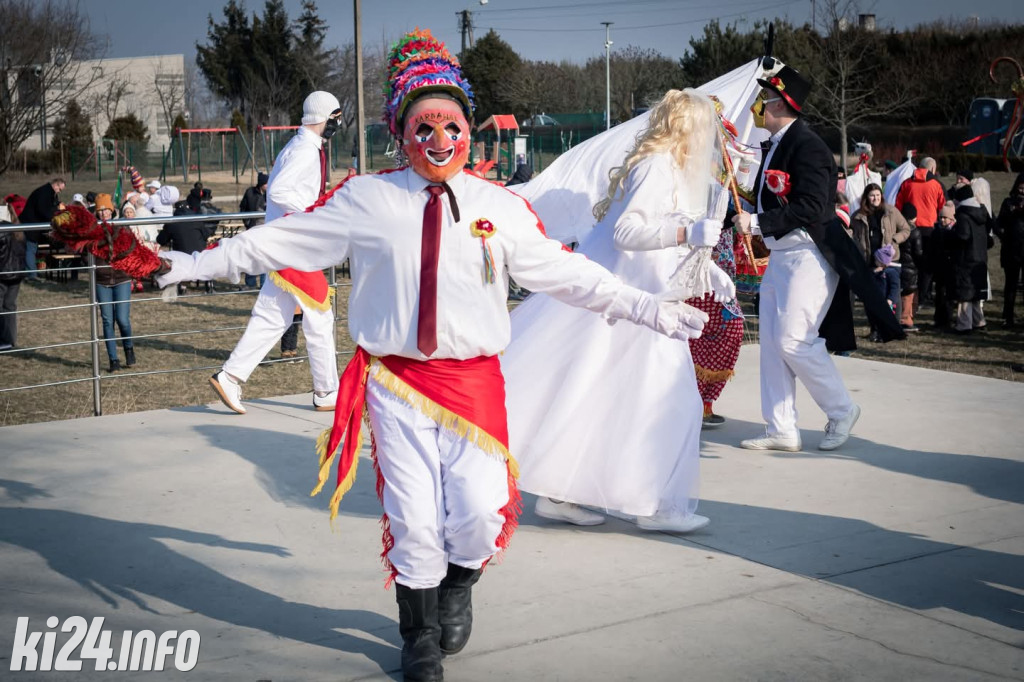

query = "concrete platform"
[1, 345, 1022, 680]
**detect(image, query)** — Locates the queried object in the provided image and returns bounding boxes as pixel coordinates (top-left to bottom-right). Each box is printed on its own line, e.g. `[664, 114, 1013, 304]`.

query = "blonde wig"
[593, 88, 719, 223]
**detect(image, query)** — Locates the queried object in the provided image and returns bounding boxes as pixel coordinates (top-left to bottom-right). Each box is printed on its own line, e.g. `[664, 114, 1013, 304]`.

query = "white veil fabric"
[501, 67, 767, 519]
[512, 59, 769, 244]
[883, 160, 916, 207]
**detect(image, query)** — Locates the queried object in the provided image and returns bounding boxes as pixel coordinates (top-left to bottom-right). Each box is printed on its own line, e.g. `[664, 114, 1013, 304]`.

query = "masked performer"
[503, 89, 733, 532]
[209, 91, 344, 414]
[733, 61, 904, 453]
[151, 30, 710, 682]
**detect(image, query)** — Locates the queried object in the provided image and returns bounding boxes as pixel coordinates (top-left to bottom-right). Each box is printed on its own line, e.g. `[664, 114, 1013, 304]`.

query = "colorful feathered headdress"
[384, 28, 475, 137]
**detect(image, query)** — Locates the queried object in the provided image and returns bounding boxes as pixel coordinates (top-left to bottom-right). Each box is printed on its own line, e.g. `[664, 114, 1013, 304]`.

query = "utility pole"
[459, 10, 474, 53]
[354, 0, 365, 174]
[602, 22, 613, 131]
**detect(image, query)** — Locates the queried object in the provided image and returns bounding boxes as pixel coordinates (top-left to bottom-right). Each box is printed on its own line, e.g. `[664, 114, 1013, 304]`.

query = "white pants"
[759, 244, 854, 437]
[223, 278, 339, 392]
[367, 374, 510, 589]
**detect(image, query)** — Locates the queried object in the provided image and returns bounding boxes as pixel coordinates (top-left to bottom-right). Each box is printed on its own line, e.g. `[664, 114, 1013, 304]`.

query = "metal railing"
[0, 211, 351, 416]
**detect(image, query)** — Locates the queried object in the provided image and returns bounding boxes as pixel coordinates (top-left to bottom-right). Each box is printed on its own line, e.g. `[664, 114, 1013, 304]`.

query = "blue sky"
[97, 0, 1023, 64]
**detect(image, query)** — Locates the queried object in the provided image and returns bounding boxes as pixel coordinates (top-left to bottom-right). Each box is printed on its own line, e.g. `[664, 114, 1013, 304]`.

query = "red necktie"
[418, 185, 445, 356]
[318, 147, 327, 197]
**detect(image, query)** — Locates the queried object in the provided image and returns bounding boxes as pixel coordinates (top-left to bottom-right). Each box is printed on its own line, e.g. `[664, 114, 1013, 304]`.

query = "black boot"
[438, 563, 483, 655]
[108, 358, 121, 373]
[124, 347, 136, 367]
[395, 584, 443, 682]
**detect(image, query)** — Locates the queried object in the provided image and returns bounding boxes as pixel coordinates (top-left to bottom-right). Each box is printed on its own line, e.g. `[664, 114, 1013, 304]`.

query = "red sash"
[313, 347, 515, 521]
[269, 268, 331, 310]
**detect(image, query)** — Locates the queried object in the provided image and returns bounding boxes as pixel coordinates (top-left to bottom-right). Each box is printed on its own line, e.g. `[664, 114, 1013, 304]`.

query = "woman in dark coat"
[949, 184, 993, 333]
[995, 172, 1024, 327]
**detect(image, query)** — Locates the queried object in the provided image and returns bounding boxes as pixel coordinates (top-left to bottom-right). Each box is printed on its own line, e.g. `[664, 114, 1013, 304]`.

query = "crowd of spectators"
[0, 177, 236, 371]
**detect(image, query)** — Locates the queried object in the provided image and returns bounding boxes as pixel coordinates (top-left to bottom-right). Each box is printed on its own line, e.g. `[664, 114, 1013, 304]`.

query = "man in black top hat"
[732, 62, 902, 453]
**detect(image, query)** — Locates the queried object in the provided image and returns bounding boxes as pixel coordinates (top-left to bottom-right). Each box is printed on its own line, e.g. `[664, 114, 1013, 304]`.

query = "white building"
[22, 54, 186, 152]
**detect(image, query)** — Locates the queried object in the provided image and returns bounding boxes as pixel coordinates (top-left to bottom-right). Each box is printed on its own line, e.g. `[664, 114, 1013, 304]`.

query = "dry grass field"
[1, 171, 1022, 426]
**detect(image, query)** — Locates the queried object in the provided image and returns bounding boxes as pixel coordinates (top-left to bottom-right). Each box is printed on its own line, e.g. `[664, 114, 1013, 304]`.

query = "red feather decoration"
[50, 206, 162, 280]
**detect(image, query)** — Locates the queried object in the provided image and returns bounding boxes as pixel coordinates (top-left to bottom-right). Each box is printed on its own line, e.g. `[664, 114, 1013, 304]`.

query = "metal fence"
[0, 212, 352, 417]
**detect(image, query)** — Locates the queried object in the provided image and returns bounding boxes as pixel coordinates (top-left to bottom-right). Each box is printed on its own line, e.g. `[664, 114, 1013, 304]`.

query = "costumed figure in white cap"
[208, 91, 344, 414]
[148, 29, 710, 681]
[502, 89, 735, 532]
[732, 56, 905, 454]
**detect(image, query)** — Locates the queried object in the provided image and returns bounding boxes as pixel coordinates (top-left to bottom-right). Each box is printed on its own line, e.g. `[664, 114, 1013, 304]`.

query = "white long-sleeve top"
[157, 168, 649, 360]
[608, 154, 700, 252]
[265, 126, 324, 221]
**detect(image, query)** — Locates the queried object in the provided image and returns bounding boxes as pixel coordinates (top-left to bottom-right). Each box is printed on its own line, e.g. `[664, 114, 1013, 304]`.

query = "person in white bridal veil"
[501, 88, 734, 533]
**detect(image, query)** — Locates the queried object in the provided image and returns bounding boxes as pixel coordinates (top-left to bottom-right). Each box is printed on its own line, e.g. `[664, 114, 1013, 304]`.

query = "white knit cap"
[146, 180, 161, 189]
[302, 91, 341, 125]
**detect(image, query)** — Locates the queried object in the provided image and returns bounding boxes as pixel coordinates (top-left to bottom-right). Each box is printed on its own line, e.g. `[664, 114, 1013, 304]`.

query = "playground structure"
[64, 112, 616, 186]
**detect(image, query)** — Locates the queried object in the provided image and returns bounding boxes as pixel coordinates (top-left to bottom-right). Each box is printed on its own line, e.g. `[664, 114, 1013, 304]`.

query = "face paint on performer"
[402, 97, 470, 183]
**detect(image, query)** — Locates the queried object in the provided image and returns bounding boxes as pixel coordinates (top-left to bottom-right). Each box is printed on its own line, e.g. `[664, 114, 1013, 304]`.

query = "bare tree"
[0, 0, 106, 173]
[152, 57, 186, 137]
[803, 0, 916, 170]
[84, 68, 132, 138]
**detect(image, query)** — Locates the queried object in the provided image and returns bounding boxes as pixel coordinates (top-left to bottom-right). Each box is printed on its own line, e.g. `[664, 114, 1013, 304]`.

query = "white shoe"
[313, 390, 337, 411]
[739, 433, 801, 452]
[636, 511, 710, 533]
[209, 371, 246, 414]
[819, 404, 861, 451]
[534, 497, 605, 526]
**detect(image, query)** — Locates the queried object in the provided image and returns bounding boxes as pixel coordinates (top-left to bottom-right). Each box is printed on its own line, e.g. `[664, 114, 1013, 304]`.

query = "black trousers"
[1005, 263, 1024, 323]
[280, 312, 303, 352]
[0, 280, 19, 346]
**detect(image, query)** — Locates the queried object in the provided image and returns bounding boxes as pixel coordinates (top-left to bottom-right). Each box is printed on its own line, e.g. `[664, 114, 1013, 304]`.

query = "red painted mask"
[402, 98, 470, 183]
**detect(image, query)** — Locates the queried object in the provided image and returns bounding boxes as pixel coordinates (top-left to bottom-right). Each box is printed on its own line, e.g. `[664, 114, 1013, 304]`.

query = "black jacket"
[0, 227, 27, 283]
[995, 173, 1024, 267]
[898, 225, 925, 294]
[239, 186, 267, 229]
[948, 202, 992, 302]
[752, 119, 904, 350]
[156, 221, 211, 255]
[19, 183, 61, 243]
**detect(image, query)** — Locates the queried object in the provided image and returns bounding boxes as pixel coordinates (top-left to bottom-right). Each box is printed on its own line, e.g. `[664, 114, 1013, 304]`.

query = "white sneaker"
[819, 404, 861, 451]
[739, 433, 801, 452]
[636, 512, 710, 534]
[209, 371, 246, 414]
[534, 497, 605, 526]
[313, 390, 337, 411]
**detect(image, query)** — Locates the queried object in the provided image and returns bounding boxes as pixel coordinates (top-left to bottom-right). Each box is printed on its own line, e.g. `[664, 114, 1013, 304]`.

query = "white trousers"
[222, 278, 339, 392]
[759, 244, 854, 437]
[367, 374, 510, 589]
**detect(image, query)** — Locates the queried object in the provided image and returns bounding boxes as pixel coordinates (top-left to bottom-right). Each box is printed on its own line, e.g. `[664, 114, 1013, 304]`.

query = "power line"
[480, 0, 802, 33]
[479, 1, 773, 23]
[475, 0, 759, 14]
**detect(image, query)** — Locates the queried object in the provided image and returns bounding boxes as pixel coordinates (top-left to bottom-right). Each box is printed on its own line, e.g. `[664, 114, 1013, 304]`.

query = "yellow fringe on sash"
[269, 271, 334, 312]
[312, 425, 363, 522]
[370, 362, 520, 479]
[694, 365, 735, 384]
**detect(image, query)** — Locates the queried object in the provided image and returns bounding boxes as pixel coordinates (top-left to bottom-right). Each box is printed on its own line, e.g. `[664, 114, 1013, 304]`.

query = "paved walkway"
[1, 346, 1022, 680]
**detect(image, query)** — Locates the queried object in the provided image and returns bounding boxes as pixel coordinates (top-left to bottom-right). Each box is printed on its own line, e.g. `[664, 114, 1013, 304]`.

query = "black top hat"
[757, 65, 811, 113]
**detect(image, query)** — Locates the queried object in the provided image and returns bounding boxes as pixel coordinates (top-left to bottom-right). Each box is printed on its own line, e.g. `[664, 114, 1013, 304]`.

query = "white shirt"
[265, 126, 324, 221]
[752, 121, 814, 251]
[157, 168, 647, 360]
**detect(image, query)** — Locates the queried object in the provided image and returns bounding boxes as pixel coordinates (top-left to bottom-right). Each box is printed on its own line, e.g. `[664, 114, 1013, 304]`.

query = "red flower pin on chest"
[470, 218, 498, 284]
[764, 170, 792, 202]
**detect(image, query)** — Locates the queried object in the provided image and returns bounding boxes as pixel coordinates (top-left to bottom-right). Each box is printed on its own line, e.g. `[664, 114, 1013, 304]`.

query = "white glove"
[685, 218, 723, 248]
[708, 261, 737, 304]
[154, 250, 195, 288]
[629, 289, 709, 341]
